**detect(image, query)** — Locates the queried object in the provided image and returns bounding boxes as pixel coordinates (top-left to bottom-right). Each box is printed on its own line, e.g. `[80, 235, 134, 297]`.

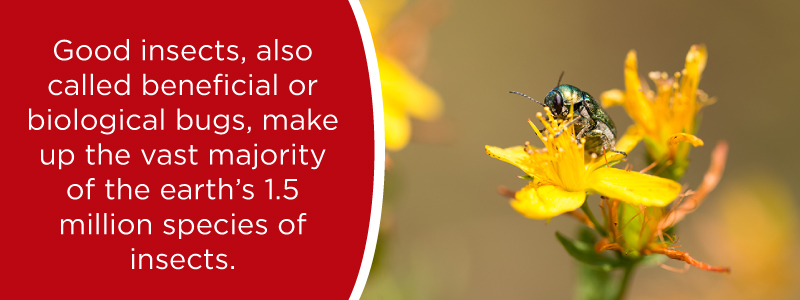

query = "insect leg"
[610, 149, 628, 156]
[557, 106, 594, 138]
[576, 126, 589, 140]
[553, 117, 582, 138]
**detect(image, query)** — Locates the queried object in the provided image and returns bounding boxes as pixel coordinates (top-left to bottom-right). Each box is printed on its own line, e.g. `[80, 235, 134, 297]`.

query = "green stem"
[615, 262, 636, 300]
[580, 200, 607, 237]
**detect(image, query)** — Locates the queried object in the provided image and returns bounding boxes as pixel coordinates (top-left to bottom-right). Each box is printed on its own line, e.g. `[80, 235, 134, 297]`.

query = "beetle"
[510, 75, 625, 156]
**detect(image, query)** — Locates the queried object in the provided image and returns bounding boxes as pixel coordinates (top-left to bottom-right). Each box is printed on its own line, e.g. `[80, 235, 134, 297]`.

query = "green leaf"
[555, 232, 617, 270]
[577, 227, 597, 244]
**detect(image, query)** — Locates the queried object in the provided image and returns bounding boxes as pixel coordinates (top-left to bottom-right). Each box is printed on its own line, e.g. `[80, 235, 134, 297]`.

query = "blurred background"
[364, 0, 800, 299]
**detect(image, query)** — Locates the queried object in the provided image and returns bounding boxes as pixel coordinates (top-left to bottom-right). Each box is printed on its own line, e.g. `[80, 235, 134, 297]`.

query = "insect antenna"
[556, 71, 565, 86]
[509, 91, 545, 107]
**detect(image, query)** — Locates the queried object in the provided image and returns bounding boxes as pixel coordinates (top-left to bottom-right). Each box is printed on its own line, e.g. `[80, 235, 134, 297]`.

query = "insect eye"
[554, 93, 564, 112]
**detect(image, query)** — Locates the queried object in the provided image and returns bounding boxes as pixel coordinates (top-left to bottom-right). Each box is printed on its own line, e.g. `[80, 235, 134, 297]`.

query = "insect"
[510, 74, 626, 156]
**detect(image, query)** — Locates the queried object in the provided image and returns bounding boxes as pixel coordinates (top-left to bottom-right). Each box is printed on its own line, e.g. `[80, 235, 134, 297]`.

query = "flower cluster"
[600, 45, 712, 180]
[487, 45, 729, 281]
[486, 108, 680, 220]
[362, 0, 444, 151]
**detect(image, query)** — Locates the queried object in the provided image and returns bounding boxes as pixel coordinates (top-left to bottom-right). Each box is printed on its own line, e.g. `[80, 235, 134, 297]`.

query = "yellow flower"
[486, 108, 682, 220]
[699, 174, 797, 294]
[362, 0, 443, 151]
[601, 45, 712, 179]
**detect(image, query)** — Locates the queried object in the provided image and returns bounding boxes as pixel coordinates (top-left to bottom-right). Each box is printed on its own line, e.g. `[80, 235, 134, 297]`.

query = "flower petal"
[385, 103, 411, 151]
[666, 133, 704, 170]
[587, 168, 681, 207]
[361, 0, 407, 39]
[378, 54, 443, 121]
[510, 183, 585, 219]
[685, 44, 708, 79]
[616, 125, 644, 154]
[485, 145, 535, 175]
[673, 44, 707, 133]
[623, 50, 658, 136]
[668, 133, 704, 147]
[600, 89, 625, 108]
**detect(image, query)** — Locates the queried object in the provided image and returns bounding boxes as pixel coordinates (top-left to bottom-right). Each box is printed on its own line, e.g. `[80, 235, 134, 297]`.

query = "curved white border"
[348, 0, 385, 299]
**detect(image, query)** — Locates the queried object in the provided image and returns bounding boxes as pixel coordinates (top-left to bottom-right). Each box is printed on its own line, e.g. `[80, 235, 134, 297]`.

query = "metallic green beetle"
[510, 84, 625, 156]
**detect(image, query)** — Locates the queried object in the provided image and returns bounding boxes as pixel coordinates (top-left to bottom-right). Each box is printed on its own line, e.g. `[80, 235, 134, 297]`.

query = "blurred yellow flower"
[362, 0, 443, 151]
[601, 45, 712, 179]
[486, 108, 681, 219]
[704, 175, 798, 295]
